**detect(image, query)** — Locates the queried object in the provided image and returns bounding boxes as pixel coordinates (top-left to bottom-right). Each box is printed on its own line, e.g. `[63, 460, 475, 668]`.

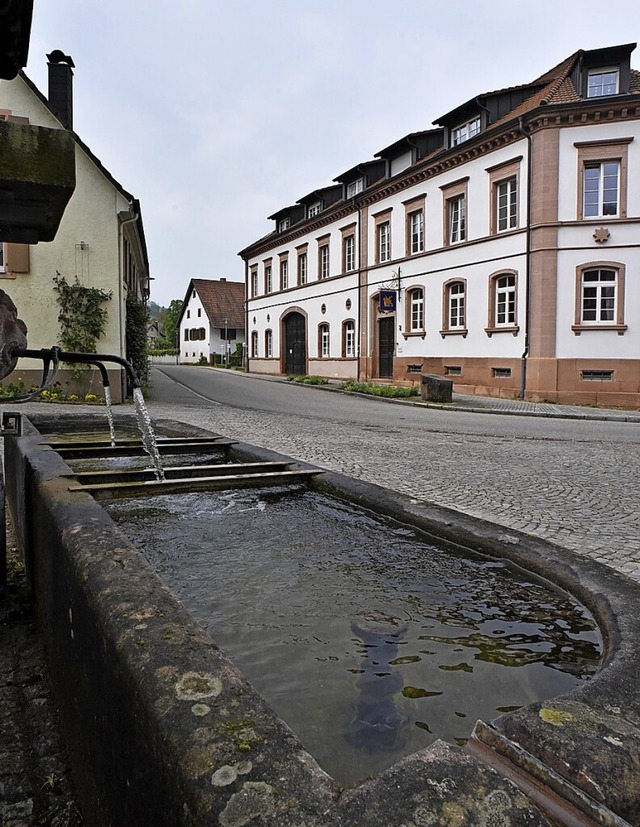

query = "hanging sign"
[379, 290, 397, 313]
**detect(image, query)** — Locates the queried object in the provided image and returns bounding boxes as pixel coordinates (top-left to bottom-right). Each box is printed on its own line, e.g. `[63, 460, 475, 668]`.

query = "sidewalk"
[226, 369, 640, 422]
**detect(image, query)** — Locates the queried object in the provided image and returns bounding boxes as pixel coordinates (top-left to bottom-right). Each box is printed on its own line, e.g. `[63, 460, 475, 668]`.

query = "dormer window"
[587, 68, 619, 98]
[307, 202, 321, 218]
[347, 178, 364, 198]
[278, 217, 290, 232]
[451, 116, 481, 147]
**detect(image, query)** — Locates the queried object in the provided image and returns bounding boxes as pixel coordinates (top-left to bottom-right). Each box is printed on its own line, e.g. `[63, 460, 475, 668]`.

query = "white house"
[178, 278, 245, 365]
[0, 51, 150, 402]
[240, 43, 640, 409]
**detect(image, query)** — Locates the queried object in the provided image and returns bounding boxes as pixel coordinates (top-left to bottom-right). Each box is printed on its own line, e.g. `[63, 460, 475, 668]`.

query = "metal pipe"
[11, 347, 139, 388]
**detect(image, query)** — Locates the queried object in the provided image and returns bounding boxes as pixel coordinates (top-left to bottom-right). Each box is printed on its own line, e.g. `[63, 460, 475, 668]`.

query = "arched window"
[441, 279, 467, 336]
[251, 330, 259, 358]
[572, 262, 627, 334]
[265, 329, 273, 358]
[342, 320, 355, 358]
[318, 323, 330, 358]
[406, 287, 424, 333]
[486, 271, 519, 336]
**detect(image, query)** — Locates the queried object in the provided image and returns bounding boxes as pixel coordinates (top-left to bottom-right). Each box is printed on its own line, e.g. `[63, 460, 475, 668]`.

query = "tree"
[157, 299, 183, 349]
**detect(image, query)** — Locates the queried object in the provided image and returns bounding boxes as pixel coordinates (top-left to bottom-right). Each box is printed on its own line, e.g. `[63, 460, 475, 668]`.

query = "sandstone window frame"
[318, 322, 330, 358]
[279, 253, 289, 291]
[575, 138, 631, 221]
[486, 270, 520, 337]
[403, 194, 426, 256]
[441, 178, 468, 246]
[341, 223, 357, 273]
[441, 278, 468, 338]
[263, 258, 273, 294]
[487, 157, 521, 235]
[317, 235, 330, 280]
[404, 285, 425, 338]
[342, 319, 356, 358]
[572, 261, 627, 335]
[296, 245, 308, 286]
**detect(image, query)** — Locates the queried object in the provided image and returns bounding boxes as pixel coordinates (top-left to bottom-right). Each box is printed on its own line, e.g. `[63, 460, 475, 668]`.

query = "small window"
[342, 320, 355, 358]
[409, 210, 424, 254]
[492, 367, 512, 379]
[187, 309, 190, 319]
[581, 369, 614, 381]
[407, 287, 424, 333]
[486, 271, 519, 336]
[445, 365, 462, 376]
[406, 364, 422, 374]
[343, 235, 355, 272]
[197, 308, 201, 317]
[495, 274, 516, 326]
[307, 202, 321, 218]
[347, 178, 364, 198]
[581, 268, 616, 323]
[496, 177, 517, 231]
[378, 221, 391, 263]
[297, 251, 307, 285]
[448, 195, 466, 244]
[451, 116, 481, 147]
[318, 323, 330, 358]
[278, 217, 290, 232]
[587, 68, 619, 98]
[280, 259, 288, 290]
[319, 244, 330, 280]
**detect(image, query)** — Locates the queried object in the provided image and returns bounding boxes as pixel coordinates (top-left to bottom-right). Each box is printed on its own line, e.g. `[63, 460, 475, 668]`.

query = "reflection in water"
[346, 612, 409, 752]
[106, 488, 602, 783]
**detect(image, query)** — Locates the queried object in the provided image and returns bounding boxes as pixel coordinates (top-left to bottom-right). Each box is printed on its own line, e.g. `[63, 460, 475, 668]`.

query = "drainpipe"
[518, 116, 533, 400]
[119, 209, 139, 399]
[356, 200, 362, 381]
[243, 258, 249, 372]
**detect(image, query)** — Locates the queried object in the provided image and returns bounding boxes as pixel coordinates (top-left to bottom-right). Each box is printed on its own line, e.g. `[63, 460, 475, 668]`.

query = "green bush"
[340, 381, 419, 398]
[149, 348, 179, 357]
[287, 375, 329, 385]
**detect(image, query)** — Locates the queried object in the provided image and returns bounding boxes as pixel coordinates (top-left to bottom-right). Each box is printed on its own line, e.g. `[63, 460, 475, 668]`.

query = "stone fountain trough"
[3, 411, 640, 827]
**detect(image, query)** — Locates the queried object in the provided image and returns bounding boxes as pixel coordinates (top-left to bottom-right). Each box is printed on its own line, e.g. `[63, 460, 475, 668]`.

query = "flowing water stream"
[106, 487, 601, 783]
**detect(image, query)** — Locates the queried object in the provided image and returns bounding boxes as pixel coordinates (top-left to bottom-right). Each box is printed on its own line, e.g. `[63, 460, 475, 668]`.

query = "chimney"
[46, 49, 74, 129]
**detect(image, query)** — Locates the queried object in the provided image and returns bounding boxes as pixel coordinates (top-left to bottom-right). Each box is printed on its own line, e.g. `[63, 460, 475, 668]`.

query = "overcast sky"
[24, 1, 640, 307]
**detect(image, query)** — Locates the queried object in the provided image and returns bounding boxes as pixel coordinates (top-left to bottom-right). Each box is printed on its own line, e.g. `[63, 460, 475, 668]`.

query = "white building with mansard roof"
[239, 43, 640, 409]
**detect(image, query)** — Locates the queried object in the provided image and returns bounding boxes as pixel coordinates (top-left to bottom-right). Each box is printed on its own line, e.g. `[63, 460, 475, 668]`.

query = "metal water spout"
[6, 346, 165, 481]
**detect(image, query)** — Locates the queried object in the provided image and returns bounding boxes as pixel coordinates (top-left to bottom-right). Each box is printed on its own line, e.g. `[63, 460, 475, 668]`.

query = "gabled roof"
[180, 278, 245, 329]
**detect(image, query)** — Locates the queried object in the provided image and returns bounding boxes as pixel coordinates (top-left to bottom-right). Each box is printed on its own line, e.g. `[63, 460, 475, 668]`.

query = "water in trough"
[105, 486, 601, 784]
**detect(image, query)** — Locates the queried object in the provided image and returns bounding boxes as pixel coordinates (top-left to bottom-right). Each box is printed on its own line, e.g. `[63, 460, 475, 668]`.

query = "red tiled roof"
[191, 279, 245, 328]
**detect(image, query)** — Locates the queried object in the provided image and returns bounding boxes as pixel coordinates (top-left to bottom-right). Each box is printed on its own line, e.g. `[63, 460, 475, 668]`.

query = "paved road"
[145, 366, 640, 582]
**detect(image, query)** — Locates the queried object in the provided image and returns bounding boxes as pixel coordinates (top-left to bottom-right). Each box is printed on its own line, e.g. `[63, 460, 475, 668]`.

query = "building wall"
[0, 74, 138, 401]
[179, 291, 209, 363]
[180, 289, 245, 364]
[242, 58, 640, 408]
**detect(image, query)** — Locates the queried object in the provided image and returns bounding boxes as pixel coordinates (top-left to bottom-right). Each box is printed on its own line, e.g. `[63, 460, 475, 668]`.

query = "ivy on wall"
[125, 291, 150, 387]
[52, 272, 112, 354]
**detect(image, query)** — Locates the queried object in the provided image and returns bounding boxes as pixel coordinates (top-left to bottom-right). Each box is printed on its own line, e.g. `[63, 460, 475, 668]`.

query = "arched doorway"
[283, 312, 306, 375]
